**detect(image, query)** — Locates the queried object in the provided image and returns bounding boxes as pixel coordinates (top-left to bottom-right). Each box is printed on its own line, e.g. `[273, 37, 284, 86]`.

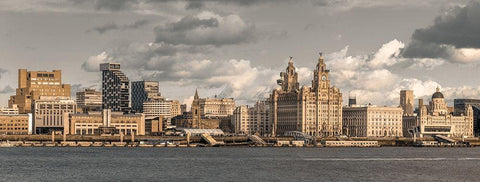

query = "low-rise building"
[33, 96, 76, 134]
[76, 88, 102, 113]
[0, 113, 32, 135]
[63, 109, 145, 135]
[418, 88, 474, 138]
[343, 106, 403, 137]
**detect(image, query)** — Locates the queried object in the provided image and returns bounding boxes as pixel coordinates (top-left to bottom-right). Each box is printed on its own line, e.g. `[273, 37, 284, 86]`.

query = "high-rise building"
[131, 81, 159, 112]
[454, 99, 480, 136]
[32, 96, 76, 134]
[8, 69, 71, 114]
[76, 88, 102, 113]
[343, 106, 403, 137]
[232, 101, 272, 136]
[100, 63, 130, 112]
[270, 54, 343, 137]
[63, 109, 145, 135]
[400, 90, 414, 116]
[417, 87, 474, 137]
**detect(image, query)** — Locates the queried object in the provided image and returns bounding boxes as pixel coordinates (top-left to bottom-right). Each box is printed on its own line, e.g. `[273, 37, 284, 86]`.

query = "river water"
[0, 147, 479, 181]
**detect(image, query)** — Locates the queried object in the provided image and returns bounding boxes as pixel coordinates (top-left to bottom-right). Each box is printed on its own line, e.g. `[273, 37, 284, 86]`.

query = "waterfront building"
[76, 88, 102, 113]
[0, 107, 19, 115]
[231, 101, 272, 136]
[170, 100, 182, 118]
[270, 54, 342, 137]
[0, 113, 32, 135]
[143, 96, 172, 118]
[131, 81, 159, 112]
[8, 69, 71, 114]
[145, 116, 163, 135]
[454, 99, 480, 136]
[32, 96, 76, 134]
[63, 109, 145, 135]
[100, 63, 130, 112]
[189, 90, 235, 129]
[343, 106, 403, 137]
[400, 90, 414, 116]
[418, 87, 474, 137]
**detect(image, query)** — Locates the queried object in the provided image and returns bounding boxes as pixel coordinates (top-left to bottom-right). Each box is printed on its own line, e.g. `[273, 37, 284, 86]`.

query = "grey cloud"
[91, 19, 150, 34]
[94, 0, 138, 11]
[401, 1, 480, 61]
[154, 13, 256, 46]
[0, 68, 7, 79]
[0, 86, 14, 94]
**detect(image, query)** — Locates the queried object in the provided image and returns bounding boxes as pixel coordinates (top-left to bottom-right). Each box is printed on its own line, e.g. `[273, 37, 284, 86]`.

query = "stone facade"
[418, 87, 474, 137]
[76, 88, 102, 113]
[271, 54, 342, 137]
[400, 90, 414, 116]
[190, 90, 235, 129]
[63, 109, 145, 135]
[32, 96, 76, 134]
[0, 114, 32, 135]
[8, 69, 71, 114]
[232, 101, 272, 136]
[343, 106, 403, 137]
[454, 99, 480, 136]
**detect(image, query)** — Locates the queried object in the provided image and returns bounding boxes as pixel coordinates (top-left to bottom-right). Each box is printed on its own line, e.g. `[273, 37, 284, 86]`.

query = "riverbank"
[1, 135, 479, 147]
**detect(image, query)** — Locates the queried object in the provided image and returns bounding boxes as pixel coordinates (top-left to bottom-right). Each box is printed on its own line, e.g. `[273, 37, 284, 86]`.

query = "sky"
[1, 0, 480, 108]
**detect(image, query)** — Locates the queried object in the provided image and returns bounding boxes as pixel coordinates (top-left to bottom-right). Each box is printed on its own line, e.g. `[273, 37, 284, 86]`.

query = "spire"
[318, 52, 324, 64]
[436, 86, 440, 92]
[194, 89, 199, 99]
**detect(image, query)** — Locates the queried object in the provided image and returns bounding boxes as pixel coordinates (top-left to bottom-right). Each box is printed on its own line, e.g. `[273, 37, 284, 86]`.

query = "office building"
[454, 99, 480, 136]
[0, 113, 32, 135]
[343, 106, 403, 137]
[270, 54, 342, 137]
[100, 63, 130, 112]
[63, 109, 145, 135]
[8, 69, 71, 114]
[32, 96, 76, 134]
[232, 101, 272, 136]
[76, 88, 102, 113]
[131, 81, 159, 112]
[400, 90, 414, 116]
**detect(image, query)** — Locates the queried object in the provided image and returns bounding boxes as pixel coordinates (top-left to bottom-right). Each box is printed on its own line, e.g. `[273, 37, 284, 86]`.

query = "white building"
[343, 106, 403, 137]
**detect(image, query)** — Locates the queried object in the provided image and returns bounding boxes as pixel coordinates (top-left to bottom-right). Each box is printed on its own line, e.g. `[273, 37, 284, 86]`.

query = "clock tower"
[312, 52, 331, 90]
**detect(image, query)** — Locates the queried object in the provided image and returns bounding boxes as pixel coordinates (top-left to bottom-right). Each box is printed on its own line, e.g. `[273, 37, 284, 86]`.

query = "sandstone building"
[32, 96, 76, 134]
[270, 54, 342, 137]
[418, 87, 474, 137]
[63, 109, 145, 135]
[232, 101, 272, 136]
[8, 69, 71, 114]
[76, 88, 102, 113]
[0, 113, 32, 135]
[343, 106, 403, 137]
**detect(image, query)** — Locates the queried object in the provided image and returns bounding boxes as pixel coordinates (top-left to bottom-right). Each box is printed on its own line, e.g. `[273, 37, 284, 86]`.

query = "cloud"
[401, 1, 480, 63]
[94, 0, 138, 11]
[90, 19, 150, 34]
[0, 68, 7, 79]
[0, 85, 14, 94]
[81, 51, 111, 72]
[154, 11, 256, 46]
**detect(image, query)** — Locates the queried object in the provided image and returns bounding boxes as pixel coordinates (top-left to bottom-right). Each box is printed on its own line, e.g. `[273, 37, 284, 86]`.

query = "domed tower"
[430, 86, 447, 116]
[277, 57, 299, 92]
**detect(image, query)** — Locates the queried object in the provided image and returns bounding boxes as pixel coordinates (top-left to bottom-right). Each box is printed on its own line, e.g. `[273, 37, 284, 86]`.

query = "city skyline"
[1, 0, 480, 108]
